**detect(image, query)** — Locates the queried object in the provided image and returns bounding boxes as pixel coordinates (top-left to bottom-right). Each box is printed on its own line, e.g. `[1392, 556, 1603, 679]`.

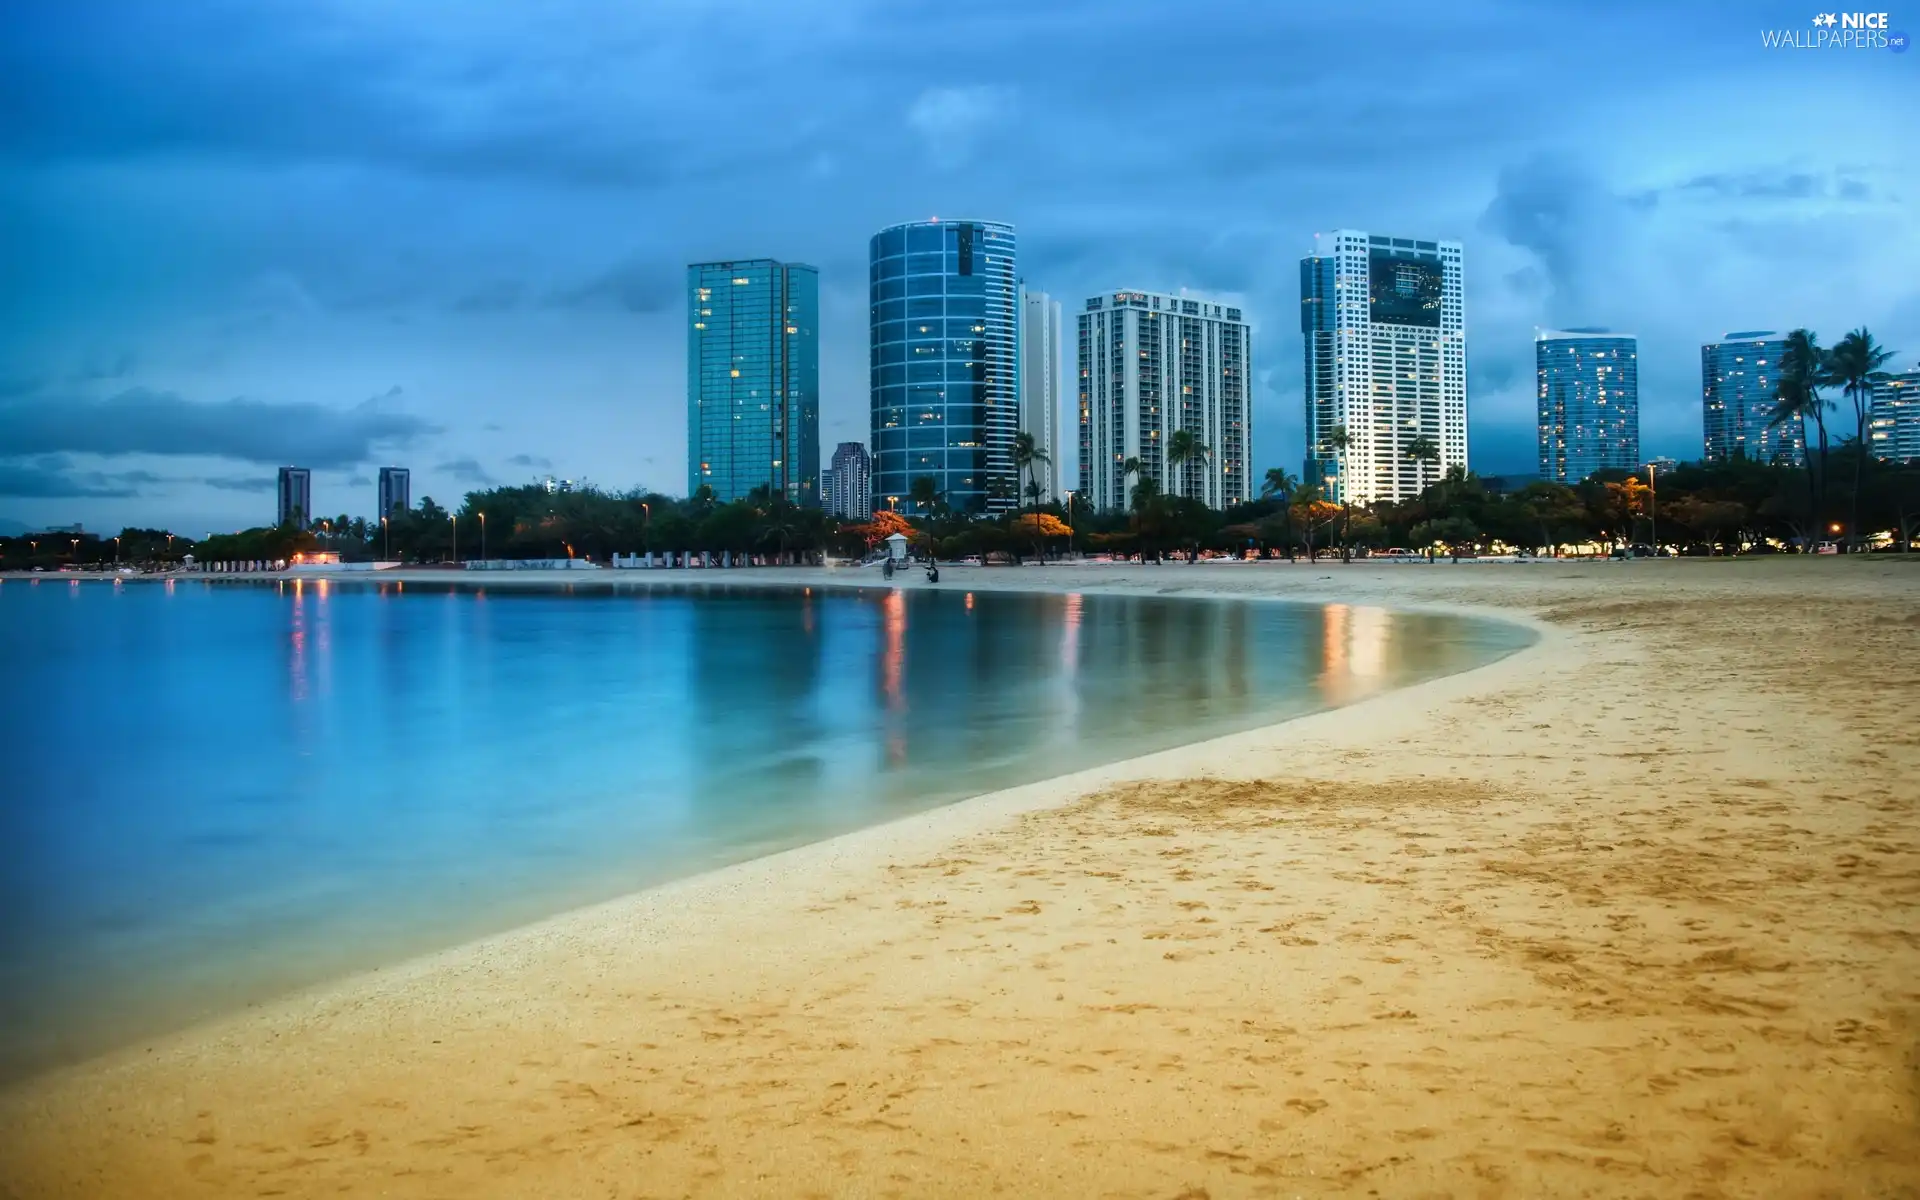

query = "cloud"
[0, 461, 148, 498]
[1667, 168, 1872, 202]
[905, 85, 1015, 169]
[506, 453, 552, 469]
[436, 457, 497, 485]
[72, 349, 137, 382]
[547, 256, 680, 313]
[204, 475, 275, 493]
[452, 280, 526, 313]
[0, 388, 439, 468]
[1479, 154, 1631, 322]
[346, 474, 372, 486]
[0, 375, 44, 398]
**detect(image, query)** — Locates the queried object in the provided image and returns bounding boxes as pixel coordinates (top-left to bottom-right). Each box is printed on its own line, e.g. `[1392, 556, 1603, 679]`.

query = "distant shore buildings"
[378, 467, 410, 519]
[1300, 230, 1466, 504]
[1871, 365, 1920, 462]
[687, 258, 820, 506]
[1076, 289, 1252, 511]
[869, 219, 1018, 515]
[1702, 332, 1804, 466]
[276, 467, 311, 527]
[1535, 329, 1640, 484]
[822, 442, 872, 519]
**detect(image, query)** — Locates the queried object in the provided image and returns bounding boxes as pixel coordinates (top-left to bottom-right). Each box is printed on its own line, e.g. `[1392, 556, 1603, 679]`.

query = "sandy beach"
[2, 557, 1916, 1198]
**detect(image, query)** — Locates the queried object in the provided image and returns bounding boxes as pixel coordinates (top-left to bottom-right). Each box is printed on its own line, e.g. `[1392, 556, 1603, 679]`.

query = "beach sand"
[2, 557, 1917, 1198]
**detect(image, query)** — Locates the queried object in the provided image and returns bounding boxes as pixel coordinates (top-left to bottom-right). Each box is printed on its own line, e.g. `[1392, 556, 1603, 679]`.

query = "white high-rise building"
[1016, 285, 1062, 504]
[1077, 290, 1252, 511]
[1300, 230, 1466, 504]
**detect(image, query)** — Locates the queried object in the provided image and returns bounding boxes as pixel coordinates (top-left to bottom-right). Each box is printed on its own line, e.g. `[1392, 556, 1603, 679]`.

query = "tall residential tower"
[822, 441, 873, 519]
[1536, 329, 1640, 483]
[1077, 290, 1251, 511]
[687, 259, 820, 505]
[1017, 285, 1063, 504]
[1300, 231, 1466, 504]
[377, 466, 410, 518]
[276, 466, 311, 527]
[869, 219, 1018, 515]
[1871, 365, 1920, 463]
[1701, 331, 1803, 465]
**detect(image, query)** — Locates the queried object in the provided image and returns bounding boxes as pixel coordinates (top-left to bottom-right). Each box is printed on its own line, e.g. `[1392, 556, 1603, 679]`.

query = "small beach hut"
[884, 532, 909, 562]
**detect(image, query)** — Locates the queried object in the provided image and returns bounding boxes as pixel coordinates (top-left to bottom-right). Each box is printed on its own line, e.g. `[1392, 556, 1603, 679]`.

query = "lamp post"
[1646, 461, 1658, 554]
[381, 516, 389, 561]
[1064, 490, 1075, 558]
[70, 538, 79, 565]
[450, 514, 458, 566]
[113, 536, 121, 564]
[479, 512, 486, 563]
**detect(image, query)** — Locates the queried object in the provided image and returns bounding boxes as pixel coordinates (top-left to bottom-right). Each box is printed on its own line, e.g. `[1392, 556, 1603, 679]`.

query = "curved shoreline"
[1, 572, 1546, 1089]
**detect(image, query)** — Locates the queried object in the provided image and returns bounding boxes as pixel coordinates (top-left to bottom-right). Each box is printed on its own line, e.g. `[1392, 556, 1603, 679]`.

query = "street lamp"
[381, 515, 389, 561]
[1064, 490, 1076, 558]
[70, 538, 79, 565]
[478, 512, 486, 562]
[1645, 462, 1658, 554]
[450, 514, 458, 565]
[114, 536, 121, 564]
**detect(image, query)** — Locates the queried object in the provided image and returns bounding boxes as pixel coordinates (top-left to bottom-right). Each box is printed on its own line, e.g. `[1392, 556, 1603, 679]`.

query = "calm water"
[0, 576, 1531, 1079]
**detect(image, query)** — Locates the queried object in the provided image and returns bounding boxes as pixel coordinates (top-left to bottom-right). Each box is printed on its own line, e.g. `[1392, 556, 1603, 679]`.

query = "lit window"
[733, 277, 750, 285]
[730, 369, 740, 377]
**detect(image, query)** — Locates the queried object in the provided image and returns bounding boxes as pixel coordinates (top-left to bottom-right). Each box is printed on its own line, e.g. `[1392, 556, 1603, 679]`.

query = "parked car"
[1814, 541, 1840, 555]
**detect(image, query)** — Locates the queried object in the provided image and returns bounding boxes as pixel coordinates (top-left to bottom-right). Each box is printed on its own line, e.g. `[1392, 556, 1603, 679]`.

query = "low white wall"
[463, 558, 602, 571]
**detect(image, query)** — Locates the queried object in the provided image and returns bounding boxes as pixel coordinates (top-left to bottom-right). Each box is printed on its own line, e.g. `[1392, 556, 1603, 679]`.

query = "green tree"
[1328, 425, 1353, 560]
[1012, 431, 1051, 515]
[1769, 328, 1833, 545]
[1260, 467, 1300, 560]
[1827, 327, 1897, 549]
[1165, 429, 1211, 503]
[908, 474, 944, 516]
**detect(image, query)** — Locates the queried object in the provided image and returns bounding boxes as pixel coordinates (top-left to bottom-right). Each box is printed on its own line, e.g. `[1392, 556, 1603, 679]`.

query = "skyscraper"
[276, 466, 311, 527]
[870, 219, 1018, 515]
[1702, 331, 1803, 465]
[377, 466, 410, 518]
[823, 441, 873, 519]
[1536, 329, 1640, 483]
[1077, 290, 1252, 511]
[1300, 231, 1466, 504]
[1017, 285, 1062, 504]
[687, 259, 820, 505]
[1870, 365, 1920, 462]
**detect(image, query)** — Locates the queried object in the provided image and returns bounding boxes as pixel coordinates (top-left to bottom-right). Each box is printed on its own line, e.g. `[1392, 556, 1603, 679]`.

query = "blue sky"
[2, 0, 1915, 535]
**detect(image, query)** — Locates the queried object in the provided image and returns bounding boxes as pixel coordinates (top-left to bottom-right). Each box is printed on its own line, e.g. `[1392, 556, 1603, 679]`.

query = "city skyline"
[3, 2, 1915, 536]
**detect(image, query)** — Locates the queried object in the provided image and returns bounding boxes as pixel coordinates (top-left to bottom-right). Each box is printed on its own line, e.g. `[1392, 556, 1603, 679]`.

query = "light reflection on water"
[0, 579, 1531, 1079]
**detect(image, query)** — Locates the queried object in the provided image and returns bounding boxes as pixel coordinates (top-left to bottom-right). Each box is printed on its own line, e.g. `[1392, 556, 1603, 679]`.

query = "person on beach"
[883, 557, 894, 580]
[925, 561, 939, 583]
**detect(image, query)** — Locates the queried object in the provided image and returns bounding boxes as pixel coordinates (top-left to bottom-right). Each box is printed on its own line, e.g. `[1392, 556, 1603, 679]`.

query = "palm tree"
[1770, 329, 1833, 546]
[908, 474, 944, 516]
[1328, 425, 1353, 561]
[1403, 435, 1441, 494]
[1828, 327, 1897, 550]
[1012, 432, 1051, 515]
[1165, 429, 1212, 503]
[1121, 455, 1146, 511]
[1261, 468, 1300, 561]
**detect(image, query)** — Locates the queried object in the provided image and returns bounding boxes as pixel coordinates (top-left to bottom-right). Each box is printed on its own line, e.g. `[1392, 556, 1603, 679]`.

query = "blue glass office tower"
[1536, 329, 1640, 483]
[1701, 331, 1803, 466]
[869, 219, 1018, 515]
[687, 259, 820, 505]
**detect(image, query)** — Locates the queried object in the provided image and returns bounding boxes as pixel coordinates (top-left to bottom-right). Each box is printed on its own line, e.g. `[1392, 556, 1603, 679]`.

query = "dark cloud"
[0, 375, 44, 398]
[506, 453, 552, 469]
[72, 349, 137, 382]
[436, 457, 497, 485]
[0, 461, 148, 498]
[452, 280, 526, 314]
[0, 388, 438, 468]
[204, 475, 275, 493]
[547, 256, 680, 314]
[1480, 154, 1617, 321]
[346, 474, 373, 486]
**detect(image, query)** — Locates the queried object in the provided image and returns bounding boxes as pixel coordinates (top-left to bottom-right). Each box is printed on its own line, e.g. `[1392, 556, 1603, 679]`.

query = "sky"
[2, 0, 1916, 537]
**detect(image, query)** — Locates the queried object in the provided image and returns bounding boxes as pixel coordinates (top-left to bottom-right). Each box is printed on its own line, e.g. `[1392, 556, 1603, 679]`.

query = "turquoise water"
[0, 576, 1531, 1079]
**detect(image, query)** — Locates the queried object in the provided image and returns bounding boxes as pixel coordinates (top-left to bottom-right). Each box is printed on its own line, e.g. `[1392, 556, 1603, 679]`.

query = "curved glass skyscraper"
[870, 219, 1017, 515]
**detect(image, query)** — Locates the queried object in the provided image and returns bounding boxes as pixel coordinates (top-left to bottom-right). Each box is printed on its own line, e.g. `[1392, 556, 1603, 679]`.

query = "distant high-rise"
[1017, 285, 1062, 504]
[1702, 331, 1803, 465]
[687, 259, 820, 505]
[1870, 365, 1920, 462]
[1077, 290, 1251, 511]
[276, 467, 311, 528]
[1300, 230, 1466, 504]
[377, 466, 411, 518]
[823, 442, 873, 519]
[1536, 330, 1640, 483]
[870, 219, 1018, 515]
